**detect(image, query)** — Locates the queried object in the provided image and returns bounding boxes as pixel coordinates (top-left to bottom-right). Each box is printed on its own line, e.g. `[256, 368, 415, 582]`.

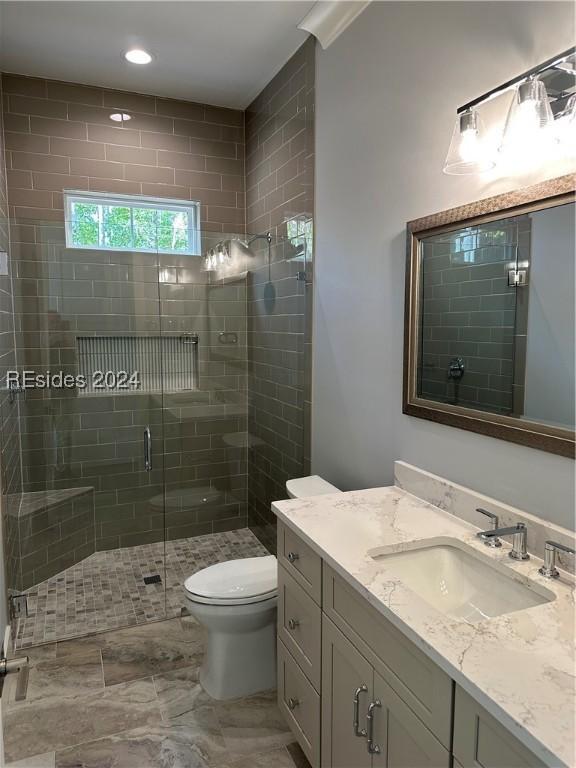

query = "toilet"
[184, 474, 340, 700]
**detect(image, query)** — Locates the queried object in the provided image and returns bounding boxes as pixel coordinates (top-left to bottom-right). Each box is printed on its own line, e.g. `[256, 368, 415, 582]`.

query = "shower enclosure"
[4, 218, 310, 648]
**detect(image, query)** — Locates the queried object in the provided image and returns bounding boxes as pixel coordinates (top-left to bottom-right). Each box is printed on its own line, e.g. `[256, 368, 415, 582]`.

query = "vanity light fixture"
[109, 112, 131, 123]
[443, 47, 576, 175]
[124, 48, 152, 65]
[443, 108, 495, 175]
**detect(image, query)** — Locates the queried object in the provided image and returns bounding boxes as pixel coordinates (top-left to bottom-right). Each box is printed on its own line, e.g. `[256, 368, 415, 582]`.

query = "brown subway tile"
[126, 113, 174, 133]
[205, 157, 243, 175]
[3, 113, 29, 132]
[154, 153, 205, 177]
[102, 90, 156, 114]
[124, 165, 174, 183]
[87, 124, 140, 146]
[140, 132, 190, 152]
[88, 178, 142, 195]
[13, 206, 64, 221]
[206, 205, 244, 226]
[156, 98, 205, 121]
[105, 145, 157, 165]
[4, 132, 49, 153]
[204, 105, 243, 126]
[173, 169, 221, 189]
[8, 94, 68, 119]
[10, 152, 70, 174]
[32, 172, 88, 191]
[2, 74, 47, 98]
[221, 124, 244, 143]
[8, 188, 53, 208]
[140, 182, 189, 199]
[67, 103, 121, 126]
[49, 137, 105, 159]
[189, 137, 236, 158]
[46, 81, 103, 105]
[195, 189, 237, 207]
[173, 119, 222, 140]
[7, 170, 32, 189]
[52, 191, 64, 209]
[70, 158, 124, 179]
[221, 174, 243, 192]
[30, 116, 87, 139]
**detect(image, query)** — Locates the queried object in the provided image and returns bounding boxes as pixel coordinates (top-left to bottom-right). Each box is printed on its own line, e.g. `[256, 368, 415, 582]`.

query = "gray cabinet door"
[371, 671, 450, 768]
[322, 615, 373, 768]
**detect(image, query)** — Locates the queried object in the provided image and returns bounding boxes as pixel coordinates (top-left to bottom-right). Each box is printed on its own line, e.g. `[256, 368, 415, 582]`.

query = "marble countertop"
[272, 485, 575, 768]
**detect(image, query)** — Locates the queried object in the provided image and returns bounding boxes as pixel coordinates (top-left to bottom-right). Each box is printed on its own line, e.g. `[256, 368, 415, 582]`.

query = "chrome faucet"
[476, 508, 501, 548]
[477, 522, 529, 560]
[538, 540, 576, 579]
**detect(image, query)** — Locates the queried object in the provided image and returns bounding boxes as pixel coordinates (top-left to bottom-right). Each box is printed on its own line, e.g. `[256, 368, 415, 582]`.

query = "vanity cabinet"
[453, 686, 547, 768]
[276, 523, 547, 768]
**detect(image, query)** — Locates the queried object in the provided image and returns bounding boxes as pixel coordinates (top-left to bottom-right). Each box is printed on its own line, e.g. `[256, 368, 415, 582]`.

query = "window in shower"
[64, 191, 200, 254]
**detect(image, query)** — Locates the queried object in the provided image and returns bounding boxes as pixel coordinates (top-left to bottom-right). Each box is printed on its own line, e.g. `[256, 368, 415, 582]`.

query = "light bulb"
[443, 108, 494, 175]
[125, 49, 152, 65]
[500, 78, 554, 162]
[458, 127, 480, 162]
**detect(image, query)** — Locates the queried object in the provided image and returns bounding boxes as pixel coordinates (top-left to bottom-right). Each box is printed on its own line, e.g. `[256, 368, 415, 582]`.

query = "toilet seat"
[184, 555, 277, 606]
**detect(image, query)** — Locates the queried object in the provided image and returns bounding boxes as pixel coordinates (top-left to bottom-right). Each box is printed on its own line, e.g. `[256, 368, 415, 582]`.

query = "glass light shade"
[555, 93, 576, 156]
[500, 78, 554, 156]
[443, 109, 495, 175]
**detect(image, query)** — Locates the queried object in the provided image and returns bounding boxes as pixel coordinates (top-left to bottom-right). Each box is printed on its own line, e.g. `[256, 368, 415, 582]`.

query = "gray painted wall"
[313, 1, 576, 530]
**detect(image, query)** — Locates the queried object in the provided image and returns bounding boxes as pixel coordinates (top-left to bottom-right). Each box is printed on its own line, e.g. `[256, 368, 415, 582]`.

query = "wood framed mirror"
[404, 174, 575, 458]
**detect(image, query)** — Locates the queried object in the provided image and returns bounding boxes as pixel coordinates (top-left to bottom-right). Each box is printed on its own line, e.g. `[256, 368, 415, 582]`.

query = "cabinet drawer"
[453, 686, 546, 768]
[278, 521, 322, 604]
[278, 639, 321, 768]
[323, 563, 452, 749]
[278, 564, 322, 691]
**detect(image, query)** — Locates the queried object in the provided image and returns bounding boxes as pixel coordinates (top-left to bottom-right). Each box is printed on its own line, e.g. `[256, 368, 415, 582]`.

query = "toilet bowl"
[183, 475, 340, 700]
[184, 556, 277, 700]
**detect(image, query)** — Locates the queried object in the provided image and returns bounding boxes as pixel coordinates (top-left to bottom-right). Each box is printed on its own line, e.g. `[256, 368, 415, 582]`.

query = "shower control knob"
[288, 618, 300, 630]
[287, 551, 299, 563]
[287, 697, 300, 710]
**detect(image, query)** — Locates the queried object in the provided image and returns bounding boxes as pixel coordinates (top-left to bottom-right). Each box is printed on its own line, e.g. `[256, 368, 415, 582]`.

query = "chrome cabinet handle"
[288, 618, 300, 630]
[287, 551, 299, 563]
[366, 699, 382, 754]
[143, 427, 152, 471]
[353, 685, 368, 737]
[287, 697, 299, 710]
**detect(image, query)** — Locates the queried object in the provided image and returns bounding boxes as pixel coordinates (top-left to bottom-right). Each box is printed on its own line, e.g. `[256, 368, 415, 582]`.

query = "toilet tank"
[286, 475, 340, 499]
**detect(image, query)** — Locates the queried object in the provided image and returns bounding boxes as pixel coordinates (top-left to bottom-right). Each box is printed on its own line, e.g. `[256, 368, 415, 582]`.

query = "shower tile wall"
[0, 74, 23, 595]
[245, 39, 315, 551]
[419, 217, 530, 415]
[1, 73, 249, 591]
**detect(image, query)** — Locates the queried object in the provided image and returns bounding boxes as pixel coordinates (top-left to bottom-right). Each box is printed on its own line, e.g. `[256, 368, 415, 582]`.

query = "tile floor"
[15, 529, 268, 649]
[4, 615, 311, 768]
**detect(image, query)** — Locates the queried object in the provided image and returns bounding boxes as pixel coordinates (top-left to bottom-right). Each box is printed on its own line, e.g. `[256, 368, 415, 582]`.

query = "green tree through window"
[65, 193, 200, 254]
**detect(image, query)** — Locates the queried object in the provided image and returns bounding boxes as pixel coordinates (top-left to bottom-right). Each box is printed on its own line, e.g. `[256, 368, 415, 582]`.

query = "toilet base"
[199, 616, 277, 700]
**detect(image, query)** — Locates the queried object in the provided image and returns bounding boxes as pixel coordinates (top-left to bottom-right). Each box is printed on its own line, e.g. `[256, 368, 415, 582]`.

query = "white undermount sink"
[368, 539, 554, 623]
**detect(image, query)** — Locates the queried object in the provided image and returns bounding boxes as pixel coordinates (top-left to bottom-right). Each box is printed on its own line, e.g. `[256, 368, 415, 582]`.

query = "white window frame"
[64, 190, 201, 255]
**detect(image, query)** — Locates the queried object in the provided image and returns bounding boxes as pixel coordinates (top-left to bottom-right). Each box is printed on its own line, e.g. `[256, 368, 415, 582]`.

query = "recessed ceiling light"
[125, 49, 152, 65]
[110, 113, 132, 123]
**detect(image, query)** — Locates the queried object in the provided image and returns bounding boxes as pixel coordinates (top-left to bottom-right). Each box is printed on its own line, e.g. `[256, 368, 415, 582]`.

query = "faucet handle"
[476, 508, 501, 547]
[539, 540, 576, 579]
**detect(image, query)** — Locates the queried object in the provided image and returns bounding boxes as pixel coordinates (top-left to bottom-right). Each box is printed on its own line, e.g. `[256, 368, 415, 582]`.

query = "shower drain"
[143, 574, 162, 585]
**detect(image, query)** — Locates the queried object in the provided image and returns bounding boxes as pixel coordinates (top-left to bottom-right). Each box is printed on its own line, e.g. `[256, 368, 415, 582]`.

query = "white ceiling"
[0, 1, 316, 109]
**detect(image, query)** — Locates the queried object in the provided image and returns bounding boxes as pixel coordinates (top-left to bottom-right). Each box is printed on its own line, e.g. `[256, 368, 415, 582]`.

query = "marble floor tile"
[6, 752, 56, 768]
[3, 678, 162, 763]
[226, 745, 301, 768]
[215, 691, 293, 756]
[153, 666, 208, 720]
[7, 650, 104, 707]
[54, 723, 213, 768]
[99, 616, 204, 686]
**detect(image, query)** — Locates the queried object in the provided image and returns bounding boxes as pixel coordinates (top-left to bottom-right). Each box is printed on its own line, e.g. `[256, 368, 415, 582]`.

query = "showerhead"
[236, 232, 272, 249]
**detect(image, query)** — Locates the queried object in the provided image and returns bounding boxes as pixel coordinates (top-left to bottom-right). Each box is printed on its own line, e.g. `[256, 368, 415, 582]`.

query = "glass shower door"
[10, 219, 167, 648]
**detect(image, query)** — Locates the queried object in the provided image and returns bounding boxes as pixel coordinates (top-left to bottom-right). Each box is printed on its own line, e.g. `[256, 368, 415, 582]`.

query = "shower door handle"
[143, 427, 152, 471]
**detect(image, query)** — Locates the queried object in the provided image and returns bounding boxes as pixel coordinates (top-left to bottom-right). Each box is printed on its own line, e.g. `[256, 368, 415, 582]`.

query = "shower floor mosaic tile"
[14, 528, 268, 650]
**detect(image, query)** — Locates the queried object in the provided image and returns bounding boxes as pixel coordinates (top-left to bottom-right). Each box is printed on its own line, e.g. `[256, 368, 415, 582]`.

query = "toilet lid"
[184, 555, 277, 605]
